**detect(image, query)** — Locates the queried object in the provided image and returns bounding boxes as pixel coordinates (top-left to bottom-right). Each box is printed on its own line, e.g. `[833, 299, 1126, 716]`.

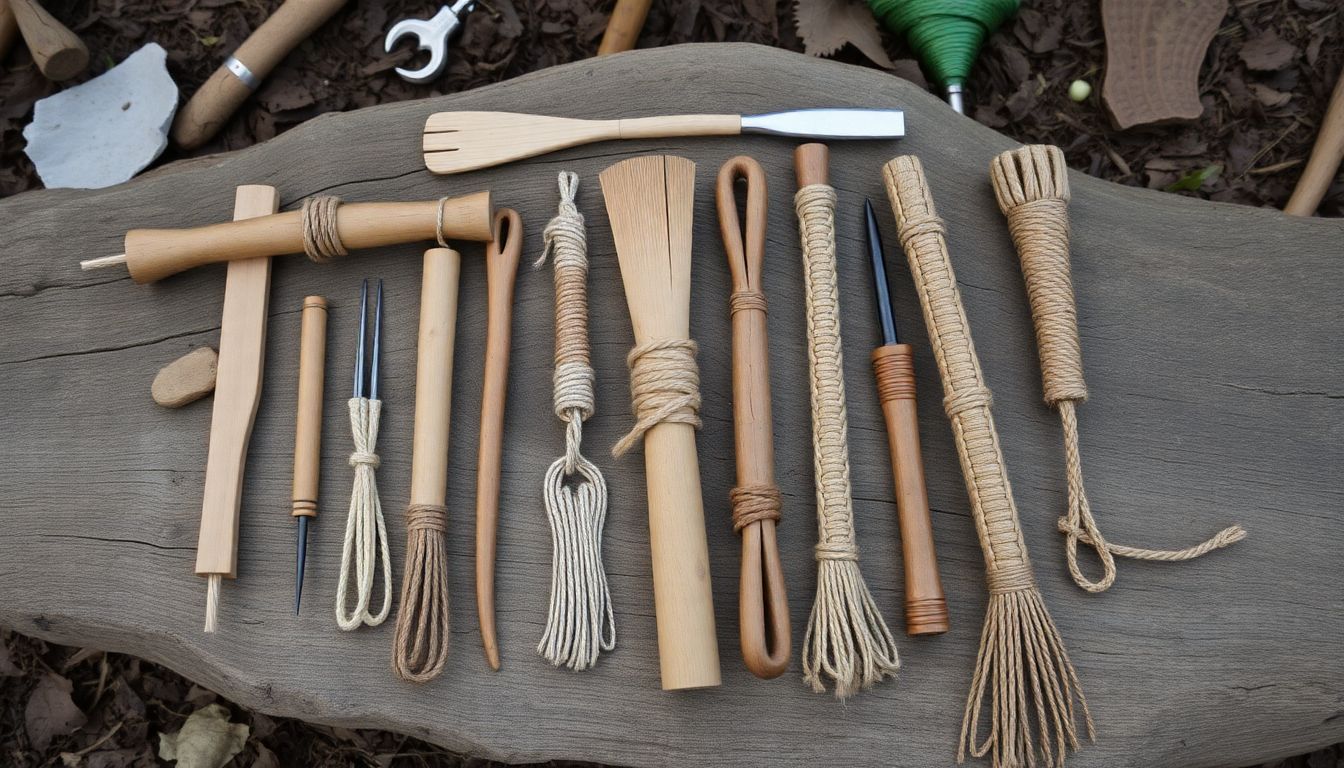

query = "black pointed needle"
[295, 515, 308, 614]
[354, 279, 368, 398]
[865, 198, 900, 346]
[370, 279, 383, 401]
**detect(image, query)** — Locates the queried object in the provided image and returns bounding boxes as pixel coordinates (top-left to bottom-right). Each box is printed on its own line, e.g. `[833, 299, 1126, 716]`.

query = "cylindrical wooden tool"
[7, 0, 86, 80]
[476, 208, 522, 672]
[596, 0, 651, 55]
[1285, 71, 1344, 216]
[292, 296, 328, 518]
[80, 193, 493, 284]
[392, 246, 460, 683]
[172, 0, 349, 150]
[715, 156, 790, 679]
[601, 155, 720, 691]
[0, 0, 20, 66]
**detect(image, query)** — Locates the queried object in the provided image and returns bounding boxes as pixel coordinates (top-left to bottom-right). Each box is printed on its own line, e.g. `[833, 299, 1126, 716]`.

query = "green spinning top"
[867, 0, 1019, 113]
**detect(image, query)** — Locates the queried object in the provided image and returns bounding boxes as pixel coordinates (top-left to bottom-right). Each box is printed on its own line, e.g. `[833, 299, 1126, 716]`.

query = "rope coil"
[611, 339, 702, 458]
[392, 502, 451, 682]
[301, 196, 348, 263]
[335, 396, 393, 631]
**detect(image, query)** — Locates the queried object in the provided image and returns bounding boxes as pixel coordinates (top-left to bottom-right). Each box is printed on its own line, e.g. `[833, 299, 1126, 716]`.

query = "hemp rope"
[727, 286, 782, 532]
[534, 172, 616, 670]
[883, 155, 1091, 768]
[392, 502, 451, 682]
[335, 396, 393, 630]
[611, 339, 702, 458]
[989, 145, 1246, 594]
[300, 194, 459, 263]
[794, 183, 901, 699]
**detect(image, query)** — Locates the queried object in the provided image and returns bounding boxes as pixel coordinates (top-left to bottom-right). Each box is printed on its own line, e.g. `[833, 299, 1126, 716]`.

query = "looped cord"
[611, 339, 701, 458]
[729, 289, 768, 316]
[301, 196, 348, 263]
[434, 196, 453, 248]
[348, 451, 380, 469]
[729, 484, 782, 532]
[335, 397, 392, 631]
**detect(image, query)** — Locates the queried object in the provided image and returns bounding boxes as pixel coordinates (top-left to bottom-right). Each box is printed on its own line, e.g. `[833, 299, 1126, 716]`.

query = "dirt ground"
[1, 0, 1341, 766]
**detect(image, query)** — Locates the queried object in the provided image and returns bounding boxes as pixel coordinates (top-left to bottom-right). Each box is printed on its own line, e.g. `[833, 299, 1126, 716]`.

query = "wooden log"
[0, 44, 1340, 768]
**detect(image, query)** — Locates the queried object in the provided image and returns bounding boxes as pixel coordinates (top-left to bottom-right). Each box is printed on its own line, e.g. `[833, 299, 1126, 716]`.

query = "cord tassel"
[335, 396, 392, 630]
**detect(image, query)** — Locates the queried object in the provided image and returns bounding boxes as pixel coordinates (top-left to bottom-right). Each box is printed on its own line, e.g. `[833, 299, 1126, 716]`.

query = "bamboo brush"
[600, 155, 720, 691]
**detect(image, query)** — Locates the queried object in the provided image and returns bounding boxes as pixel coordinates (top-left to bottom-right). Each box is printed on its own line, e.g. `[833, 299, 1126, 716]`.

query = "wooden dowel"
[475, 208, 521, 672]
[7, 0, 86, 81]
[596, 0, 652, 55]
[410, 248, 460, 508]
[87, 192, 492, 284]
[1285, 71, 1344, 217]
[291, 296, 327, 519]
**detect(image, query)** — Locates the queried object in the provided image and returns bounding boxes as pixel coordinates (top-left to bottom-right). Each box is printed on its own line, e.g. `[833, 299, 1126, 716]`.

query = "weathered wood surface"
[1, 44, 1341, 767]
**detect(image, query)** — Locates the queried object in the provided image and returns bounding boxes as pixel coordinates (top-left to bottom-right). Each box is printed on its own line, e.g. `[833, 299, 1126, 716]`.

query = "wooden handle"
[120, 192, 492, 284]
[1285, 70, 1344, 216]
[291, 295, 327, 518]
[618, 114, 741, 140]
[195, 185, 280, 579]
[410, 247, 461, 507]
[596, 0, 652, 55]
[475, 208, 522, 672]
[794, 143, 829, 187]
[7, 0, 86, 81]
[716, 156, 790, 679]
[172, 0, 349, 149]
[872, 344, 948, 636]
[0, 0, 20, 66]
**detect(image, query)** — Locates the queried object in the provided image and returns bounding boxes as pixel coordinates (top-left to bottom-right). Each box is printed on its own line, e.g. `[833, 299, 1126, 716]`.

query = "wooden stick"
[475, 209, 522, 672]
[81, 193, 493, 284]
[601, 155, 720, 691]
[0, 0, 20, 66]
[715, 156, 790, 679]
[197, 185, 280, 633]
[6, 0, 86, 81]
[172, 0, 349, 150]
[1285, 70, 1344, 216]
[291, 296, 327, 520]
[596, 0, 651, 56]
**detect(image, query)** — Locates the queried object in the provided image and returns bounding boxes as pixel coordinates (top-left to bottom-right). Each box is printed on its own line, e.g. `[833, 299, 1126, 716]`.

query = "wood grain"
[0, 44, 1341, 767]
[1101, 0, 1227, 130]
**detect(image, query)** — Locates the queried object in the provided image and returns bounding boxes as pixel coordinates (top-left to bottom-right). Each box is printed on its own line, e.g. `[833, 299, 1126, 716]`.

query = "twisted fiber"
[883, 155, 1092, 768]
[301, 196, 348, 263]
[611, 339, 701, 458]
[991, 145, 1244, 594]
[335, 397, 392, 631]
[729, 289, 768, 315]
[392, 503, 451, 682]
[794, 183, 900, 698]
[729, 485, 782, 532]
[536, 172, 614, 670]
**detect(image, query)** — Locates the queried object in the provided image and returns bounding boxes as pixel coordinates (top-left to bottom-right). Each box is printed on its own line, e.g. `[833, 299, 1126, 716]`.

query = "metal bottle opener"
[384, 0, 475, 85]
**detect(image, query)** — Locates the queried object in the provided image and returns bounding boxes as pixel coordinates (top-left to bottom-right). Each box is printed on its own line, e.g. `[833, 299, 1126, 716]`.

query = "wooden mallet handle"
[7, 0, 86, 81]
[596, 0, 651, 55]
[872, 344, 949, 635]
[291, 296, 327, 518]
[172, 0, 349, 150]
[410, 247, 460, 509]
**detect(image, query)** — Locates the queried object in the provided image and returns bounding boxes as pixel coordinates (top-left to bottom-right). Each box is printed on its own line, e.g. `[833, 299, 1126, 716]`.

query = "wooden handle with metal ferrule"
[291, 295, 327, 518]
[7, 0, 86, 81]
[475, 208, 522, 672]
[872, 343, 948, 636]
[172, 0, 349, 149]
[95, 192, 492, 284]
[597, 0, 652, 55]
[0, 0, 21, 67]
[1285, 71, 1344, 217]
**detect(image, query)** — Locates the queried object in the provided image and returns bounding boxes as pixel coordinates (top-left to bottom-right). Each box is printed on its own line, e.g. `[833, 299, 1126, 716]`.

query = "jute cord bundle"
[300, 194, 459, 263]
[392, 501, 450, 682]
[611, 339, 702, 458]
[335, 396, 393, 630]
[883, 155, 1092, 768]
[794, 183, 900, 698]
[535, 172, 615, 670]
[989, 145, 1245, 594]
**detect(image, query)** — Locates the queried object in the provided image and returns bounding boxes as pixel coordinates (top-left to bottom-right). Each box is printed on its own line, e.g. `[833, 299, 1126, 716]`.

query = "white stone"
[23, 43, 178, 190]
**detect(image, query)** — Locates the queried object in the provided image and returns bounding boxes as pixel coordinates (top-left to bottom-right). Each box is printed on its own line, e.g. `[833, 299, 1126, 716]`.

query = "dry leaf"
[1239, 31, 1296, 71]
[157, 704, 248, 768]
[0, 636, 21, 677]
[25, 673, 88, 751]
[795, 0, 894, 69]
[1249, 83, 1292, 108]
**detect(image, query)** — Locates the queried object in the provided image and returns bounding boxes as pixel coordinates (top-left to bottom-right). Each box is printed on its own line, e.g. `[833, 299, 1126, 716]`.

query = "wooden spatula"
[421, 108, 906, 174]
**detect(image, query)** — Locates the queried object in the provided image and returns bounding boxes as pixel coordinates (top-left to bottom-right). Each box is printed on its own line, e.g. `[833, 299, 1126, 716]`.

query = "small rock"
[152, 348, 217, 408]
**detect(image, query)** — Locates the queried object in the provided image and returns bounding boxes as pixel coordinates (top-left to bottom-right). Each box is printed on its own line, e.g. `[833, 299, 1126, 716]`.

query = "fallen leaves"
[157, 704, 248, 768]
[794, 0, 895, 68]
[26, 673, 88, 751]
[1239, 30, 1297, 71]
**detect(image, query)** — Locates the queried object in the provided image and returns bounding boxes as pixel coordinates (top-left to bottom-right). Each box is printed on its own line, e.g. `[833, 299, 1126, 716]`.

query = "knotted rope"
[301, 196, 348, 263]
[335, 396, 393, 630]
[884, 155, 1091, 768]
[794, 183, 901, 699]
[989, 145, 1245, 594]
[611, 339, 702, 458]
[535, 172, 615, 670]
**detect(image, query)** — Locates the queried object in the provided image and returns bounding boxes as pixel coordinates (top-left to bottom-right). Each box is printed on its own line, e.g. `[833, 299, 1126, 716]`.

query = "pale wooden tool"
[7, 0, 86, 81]
[80, 193, 492, 284]
[714, 155, 790, 679]
[292, 295, 328, 614]
[422, 109, 906, 174]
[476, 208, 522, 672]
[198, 184, 280, 633]
[172, 0, 349, 150]
[0, 0, 20, 66]
[600, 155, 720, 691]
[1285, 71, 1344, 217]
[596, 0, 651, 55]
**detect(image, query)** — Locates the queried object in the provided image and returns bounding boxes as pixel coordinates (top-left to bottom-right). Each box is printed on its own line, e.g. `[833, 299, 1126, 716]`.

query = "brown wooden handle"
[596, 0, 652, 55]
[172, 0, 349, 149]
[410, 247, 461, 507]
[7, 0, 86, 81]
[794, 143, 829, 188]
[872, 343, 948, 636]
[291, 295, 327, 518]
[1285, 70, 1344, 217]
[0, 0, 21, 66]
[120, 192, 492, 284]
[475, 208, 522, 672]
